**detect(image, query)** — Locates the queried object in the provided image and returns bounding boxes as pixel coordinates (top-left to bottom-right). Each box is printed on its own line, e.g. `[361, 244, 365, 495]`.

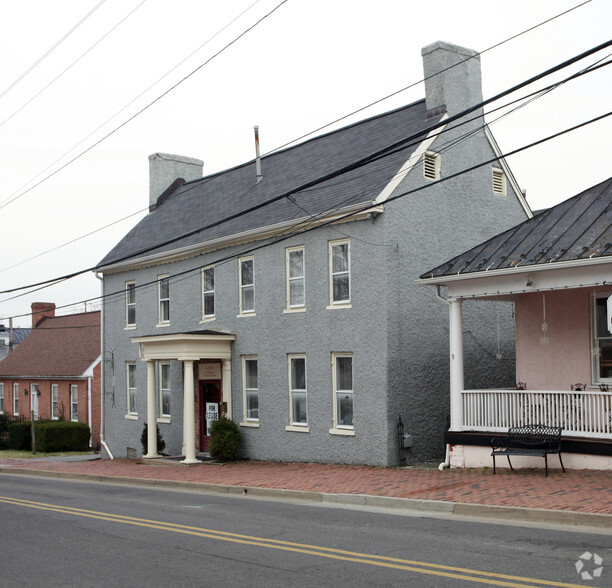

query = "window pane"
[337, 392, 353, 426]
[596, 298, 610, 338]
[127, 282, 135, 304]
[245, 360, 258, 389]
[333, 275, 350, 302]
[289, 250, 303, 278]
[242, 286, 254, 312]
[161, 300, 170, 322]
[290, 280, 305, 307]
[291, 358, 306, 390]
[241, 259, 253, 286]
[291, 391, 307, 424]
[160, 277, 169, 299]
[127, 306, 136, 325]
[161, 364, 170, 389]
[128, 364, 136, 388]
[246, 390, 259, 419]
[162, 391, 171, 416]
[600, 340, 612, 379]
[332, 244, 348, 272]
[336, 357, 353, 390]
[204, 292, 215, 316]
[204, 268, 214, 291]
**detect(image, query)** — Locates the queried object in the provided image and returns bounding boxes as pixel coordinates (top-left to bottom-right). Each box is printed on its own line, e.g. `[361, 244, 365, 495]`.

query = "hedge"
[8, 420, 90, 452]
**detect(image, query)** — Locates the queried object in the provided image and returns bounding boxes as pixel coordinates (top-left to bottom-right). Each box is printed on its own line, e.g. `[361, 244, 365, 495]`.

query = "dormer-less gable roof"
[0, 311, 101, 379]
[98, 100, 442, 270]
[420, 177, 612, 280]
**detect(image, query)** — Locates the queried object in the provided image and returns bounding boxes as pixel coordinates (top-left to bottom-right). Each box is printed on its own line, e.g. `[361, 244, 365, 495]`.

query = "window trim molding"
[51, 383, 59, 420]
[157, 274, 170, 326]
[126, 362, 137, 417]
[125, 280, 136, 328]
[238, 256, 255, 317]
[591, 292, 612, 384]
[13, 382, 19, 416]
[329, 352, 354, 435]
[288, 354, 308, 428]
[159, 362, 171, 419]
[201, 266, 216, 322]
[286, 246, 306, 312]
[328, 239, 351, 308]
[0, 383, 4, 415]
[70, 384, 78, 422]
[240, 355, 259, 425]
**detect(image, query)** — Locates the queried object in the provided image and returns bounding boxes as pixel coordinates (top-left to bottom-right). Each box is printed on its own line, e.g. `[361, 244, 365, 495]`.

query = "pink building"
[419, 177, 612, 470]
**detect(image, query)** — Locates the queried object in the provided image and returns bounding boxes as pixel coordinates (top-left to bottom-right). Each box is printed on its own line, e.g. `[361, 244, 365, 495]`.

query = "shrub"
[140, 423, 166, 455]
[209, 417, 241, 461]
[36, 421, 90, 452]
[8, 421, 34, 450]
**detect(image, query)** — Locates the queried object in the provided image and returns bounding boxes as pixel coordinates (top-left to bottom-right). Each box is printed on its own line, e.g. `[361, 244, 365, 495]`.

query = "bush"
[141, 423, 166, 455]
[36, 421, 90, 452]
[209, 417, 241, 461]
[8, 421, 34, 450]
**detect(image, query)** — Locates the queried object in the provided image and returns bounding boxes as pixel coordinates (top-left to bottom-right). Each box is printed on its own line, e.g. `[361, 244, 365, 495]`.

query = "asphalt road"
[0, 474, 609, 587]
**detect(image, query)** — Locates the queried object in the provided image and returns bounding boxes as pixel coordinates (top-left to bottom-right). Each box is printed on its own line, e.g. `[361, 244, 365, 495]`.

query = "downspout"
[87, 375, 92, 448]
[95, 271, 114, 459]
[435, 285, 451, 470]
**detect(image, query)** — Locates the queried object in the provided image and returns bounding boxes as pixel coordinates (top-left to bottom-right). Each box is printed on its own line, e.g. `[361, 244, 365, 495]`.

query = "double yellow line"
[0, 495, 585, 587]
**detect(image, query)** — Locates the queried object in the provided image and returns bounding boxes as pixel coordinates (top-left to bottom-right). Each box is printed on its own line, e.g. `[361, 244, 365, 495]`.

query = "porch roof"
[131, 329, 235, 361]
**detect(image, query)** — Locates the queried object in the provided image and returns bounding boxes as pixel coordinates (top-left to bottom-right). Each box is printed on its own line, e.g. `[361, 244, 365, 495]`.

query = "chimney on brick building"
[31, 302, 56, 328]
[148, 153, 203, 211]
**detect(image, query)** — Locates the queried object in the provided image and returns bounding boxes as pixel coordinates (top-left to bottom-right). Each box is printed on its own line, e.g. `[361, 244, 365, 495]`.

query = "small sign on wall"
[206, 402, 219, 434]
[199, 363, 221, 379]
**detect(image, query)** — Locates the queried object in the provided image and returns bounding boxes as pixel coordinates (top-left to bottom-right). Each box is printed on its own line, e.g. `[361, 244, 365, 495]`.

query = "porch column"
[145, 360, 159, 458]
[222, 359, 232, 419]
[181, 360, 198, 464]
[449, 298, 464, 431]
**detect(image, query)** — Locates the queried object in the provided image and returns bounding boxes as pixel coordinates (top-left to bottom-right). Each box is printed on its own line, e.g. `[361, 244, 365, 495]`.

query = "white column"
[449, 298, 464, 431]
[181, 360, 198, 464]
[145, 360, 159, 458]
[222, 359, 232, 419]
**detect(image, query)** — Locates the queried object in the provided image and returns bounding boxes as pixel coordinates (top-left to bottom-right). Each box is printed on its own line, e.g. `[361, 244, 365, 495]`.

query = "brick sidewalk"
[1, 457, 611, 515]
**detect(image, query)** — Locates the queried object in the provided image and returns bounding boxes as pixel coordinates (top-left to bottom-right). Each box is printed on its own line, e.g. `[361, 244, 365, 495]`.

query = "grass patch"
[0, 449, 96, 459]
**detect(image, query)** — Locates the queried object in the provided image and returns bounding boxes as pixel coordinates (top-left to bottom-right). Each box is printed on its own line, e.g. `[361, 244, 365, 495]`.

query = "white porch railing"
[462, 389, 612, 438]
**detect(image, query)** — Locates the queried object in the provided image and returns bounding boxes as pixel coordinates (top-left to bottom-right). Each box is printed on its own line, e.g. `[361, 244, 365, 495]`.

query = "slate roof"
[98, 100, 442, 268]
[0, 312, 100, 378]
[420, 176, 612, 279]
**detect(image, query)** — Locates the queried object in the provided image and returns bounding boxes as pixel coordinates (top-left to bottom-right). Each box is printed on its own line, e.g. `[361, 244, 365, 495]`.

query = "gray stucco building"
[97, 41, 531, 466]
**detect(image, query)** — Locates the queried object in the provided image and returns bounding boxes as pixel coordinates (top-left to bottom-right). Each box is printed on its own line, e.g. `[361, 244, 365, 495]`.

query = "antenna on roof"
[254, 125, 263, 184]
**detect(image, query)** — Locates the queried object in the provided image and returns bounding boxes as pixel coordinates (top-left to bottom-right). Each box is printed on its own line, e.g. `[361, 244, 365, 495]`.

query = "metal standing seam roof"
[420, 176, 612, 279]
[98, 100, 443, 269]
[0, 312, 100, 378]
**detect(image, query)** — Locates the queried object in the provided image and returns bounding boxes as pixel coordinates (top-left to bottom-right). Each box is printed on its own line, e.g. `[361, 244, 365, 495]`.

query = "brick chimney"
[421, 41, 483, 118]
[31, 302, 55, 328]
[148, 153, 203, 210]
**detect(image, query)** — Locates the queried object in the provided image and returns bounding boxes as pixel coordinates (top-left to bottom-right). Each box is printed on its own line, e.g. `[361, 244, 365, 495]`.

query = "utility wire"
[0, 0, 107, 101]
[0, 0, 590, 210]
[0, 0, 287, 212]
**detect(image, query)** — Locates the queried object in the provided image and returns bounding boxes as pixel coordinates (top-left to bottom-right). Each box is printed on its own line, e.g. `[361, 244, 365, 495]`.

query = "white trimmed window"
[13, 383, 18, 416]
[286, 247, 305, 310]
[0, 383, 4, 414]
[289, 355, 307, 426]
[127, 363, 137, 415]
[159, 362, 171, 418]
[158, 275, 170, 324]
[52, 384, 59, 419]
[492, 167, 507, 195]
[329, 240, 351, 306]
[332, 354, 353, 430]
[423, 151, 440, 180]
[125, 281, 136, 327]
[31, 384, 39, 420]
[71, 385, 78, 422]
[202, 267, 215, 319]
[243, 357, 259, 422]
[592, 294, 612, 382]
[239, 257, 255, 314]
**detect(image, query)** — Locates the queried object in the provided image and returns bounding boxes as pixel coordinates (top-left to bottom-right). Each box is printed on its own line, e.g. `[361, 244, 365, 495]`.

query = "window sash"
[333, 355, 353, 428]
[288, 249, 305, 308]
[594, 296, 612, 381]
[52, 384, 59, 419]
[160, 363, 171, 417]
[289, 356, 307, 425]
[13, 383, 18, 415]
[0, 383, 3, 413]
[240, 259, 255, 313]
[331, 242, 350, 303]
[244, 358, 258, 421]
[127, 363, 137, 414]
[203, 267, 215, 317]
[126, 282, 136, 326]
[158, 276, 170, 323]
[71, 385, 78, 422]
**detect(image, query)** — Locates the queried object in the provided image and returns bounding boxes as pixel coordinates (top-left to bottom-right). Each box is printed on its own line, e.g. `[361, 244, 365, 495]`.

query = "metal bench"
[491, 424, 565, 477]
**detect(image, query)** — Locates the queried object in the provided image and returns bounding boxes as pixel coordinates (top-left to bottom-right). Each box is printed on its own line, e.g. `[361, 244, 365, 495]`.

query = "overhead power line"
[0, 0, 107, 101]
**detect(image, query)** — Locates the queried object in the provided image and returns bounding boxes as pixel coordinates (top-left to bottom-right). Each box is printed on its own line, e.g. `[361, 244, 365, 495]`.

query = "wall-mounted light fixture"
[23, 388, 28, 396]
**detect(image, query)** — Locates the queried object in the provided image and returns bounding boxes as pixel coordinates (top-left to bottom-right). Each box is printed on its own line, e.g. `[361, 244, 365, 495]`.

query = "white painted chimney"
[148, 153, 203, 209]
[421, 41, 483, 118]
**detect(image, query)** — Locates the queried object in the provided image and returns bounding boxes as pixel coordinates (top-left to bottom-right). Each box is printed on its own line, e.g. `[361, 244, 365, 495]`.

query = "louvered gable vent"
[423, 151, 440, 180]
[492, 167, 506, 195]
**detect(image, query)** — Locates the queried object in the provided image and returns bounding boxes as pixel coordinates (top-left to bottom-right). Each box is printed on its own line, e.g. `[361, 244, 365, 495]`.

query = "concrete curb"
[2, 467, 610, 529]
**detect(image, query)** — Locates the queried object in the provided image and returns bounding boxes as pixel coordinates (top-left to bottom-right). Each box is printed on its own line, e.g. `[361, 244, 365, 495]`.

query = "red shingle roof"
[0, 311, 100, 378]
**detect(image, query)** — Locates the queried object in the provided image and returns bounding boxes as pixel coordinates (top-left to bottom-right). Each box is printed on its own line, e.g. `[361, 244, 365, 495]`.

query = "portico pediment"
[132, 330, 235, 361]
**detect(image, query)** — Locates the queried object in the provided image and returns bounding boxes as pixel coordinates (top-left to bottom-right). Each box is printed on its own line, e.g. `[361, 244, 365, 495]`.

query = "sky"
[0, 0, 610, 327]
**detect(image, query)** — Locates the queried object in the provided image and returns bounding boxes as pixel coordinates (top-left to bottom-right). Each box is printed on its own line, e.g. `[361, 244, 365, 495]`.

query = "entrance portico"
[132, 330, 235, 464]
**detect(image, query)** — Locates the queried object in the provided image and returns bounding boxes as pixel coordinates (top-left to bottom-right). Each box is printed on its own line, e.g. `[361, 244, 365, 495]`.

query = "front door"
[199, 380, 221, 452]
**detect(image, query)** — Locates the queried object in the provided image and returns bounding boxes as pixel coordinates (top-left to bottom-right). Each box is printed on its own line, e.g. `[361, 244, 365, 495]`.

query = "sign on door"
[206, 402, 219, 433]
